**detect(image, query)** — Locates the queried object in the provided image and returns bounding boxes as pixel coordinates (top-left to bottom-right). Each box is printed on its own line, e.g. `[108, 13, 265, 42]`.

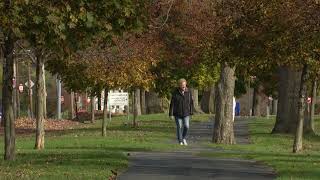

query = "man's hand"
[170, 116, 175, 120]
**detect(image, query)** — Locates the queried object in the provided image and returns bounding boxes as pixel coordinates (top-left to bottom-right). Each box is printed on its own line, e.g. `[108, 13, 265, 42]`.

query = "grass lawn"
[0, 113, 196, 180]
[201, 117, 320, 180]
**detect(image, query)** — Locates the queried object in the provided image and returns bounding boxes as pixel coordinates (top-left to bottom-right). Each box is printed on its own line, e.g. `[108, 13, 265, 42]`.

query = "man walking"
[169, 79, 194, 145]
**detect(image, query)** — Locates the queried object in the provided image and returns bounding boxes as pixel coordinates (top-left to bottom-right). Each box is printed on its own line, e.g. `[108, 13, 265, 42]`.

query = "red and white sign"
[18, 84, 24, 93]
[307, 97, 312, 104]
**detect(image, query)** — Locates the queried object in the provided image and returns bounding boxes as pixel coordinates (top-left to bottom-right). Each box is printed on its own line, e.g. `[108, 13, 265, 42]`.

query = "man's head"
[178, 78, 187, 92]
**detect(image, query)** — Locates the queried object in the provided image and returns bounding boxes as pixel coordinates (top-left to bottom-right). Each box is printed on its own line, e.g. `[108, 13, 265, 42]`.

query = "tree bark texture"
[35, 53, 45, 150]
[28, 62, 33, 119]
[272, 99, 278, 115]
[42, 64, 47, 119]
[97, 92, 101, 111]
[252, 85, 263, 117]
[200, 84, 215, 114]
[273, 66, 301, 134]
[16, 61, 20, 118]
[293, 64, 308, 153]
[190, 88, 203, 114]
[56, 77, 62, 120]
[70, 92, 76, 119]
[91, 95, 95, 123]
[140, 89, 146, 114]
[212, 64, 236, 144]
[102, 89, 108, 136]
[13, 59, 17, 119]
[133, 88, 141, 127]
[304, 79, 316, 134]
[145, 91, 166, 114]
[3, 30, 16, 160]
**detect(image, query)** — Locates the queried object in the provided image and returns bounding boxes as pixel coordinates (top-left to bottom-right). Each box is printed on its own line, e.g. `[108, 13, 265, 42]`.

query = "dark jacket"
[169, 88, 194, 117]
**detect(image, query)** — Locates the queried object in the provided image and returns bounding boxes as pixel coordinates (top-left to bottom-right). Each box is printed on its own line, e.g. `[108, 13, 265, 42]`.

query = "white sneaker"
[183, 139, 188, 146]
[179, 142, 184, 145]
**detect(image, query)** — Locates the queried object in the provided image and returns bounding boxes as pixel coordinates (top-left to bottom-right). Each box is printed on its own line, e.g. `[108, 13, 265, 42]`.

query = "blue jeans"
[175, 116, 190, 143]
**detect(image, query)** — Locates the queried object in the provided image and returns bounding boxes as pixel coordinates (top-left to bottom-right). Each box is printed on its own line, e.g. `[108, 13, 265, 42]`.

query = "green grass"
[201, 118, 320, 180]
[190, 113, 213, 123]
[0, 113, 184, 180]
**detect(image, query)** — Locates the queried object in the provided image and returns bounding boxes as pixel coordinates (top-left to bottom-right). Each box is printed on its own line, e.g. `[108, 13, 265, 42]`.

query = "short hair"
[178, 78, 187, 85]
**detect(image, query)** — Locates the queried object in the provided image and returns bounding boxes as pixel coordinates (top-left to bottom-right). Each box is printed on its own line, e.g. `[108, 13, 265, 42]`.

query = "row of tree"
[1, 0, 148, 160]
[208, 0, 320, 153]
[1, 0, 319, 161]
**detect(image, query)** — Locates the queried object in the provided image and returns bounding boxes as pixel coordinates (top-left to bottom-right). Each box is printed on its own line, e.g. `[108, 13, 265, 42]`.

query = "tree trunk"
[304, 79, 316, 134]
[70, 92, 76, 119]
[272, 66, 301, 134]
[272, 99, 278, 115]
[200, 88, 210, 113]
[42, 64, 47, 119]
[16, 62, 20, 118]
[133, 88, 141, 127]
[97, 92, 101, 111]
[85, 91, 88, 112]
[91, 95, 95, 123]
[212, 63, 236, 144]
[293, 64, 308, 153]
[102, 89, 108, 136]
[74, 93, 79, 119]
[3, 31, 16, 160]
[145, 91, 166, 114]
[252, 85, 263, 116]
[135, 88, 141, 115]
[56, 76, 62, 120]
[13, 59, 17, 119]
[209, 84, 216, 114]
[140, 89, 146, 114]
[35, 53, 45, 150]
[0, 32, 3, 128]
[190, 88, 203, 114]
[200, 85, 215, 114]
[28, 62, 34, 119]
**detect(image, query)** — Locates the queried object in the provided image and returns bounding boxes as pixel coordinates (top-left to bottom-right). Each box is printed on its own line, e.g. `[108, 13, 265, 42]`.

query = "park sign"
[108, 92, 129, 106]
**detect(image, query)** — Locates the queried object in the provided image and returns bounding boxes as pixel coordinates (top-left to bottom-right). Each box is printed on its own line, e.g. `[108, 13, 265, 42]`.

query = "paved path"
[119, 118, 276, 180]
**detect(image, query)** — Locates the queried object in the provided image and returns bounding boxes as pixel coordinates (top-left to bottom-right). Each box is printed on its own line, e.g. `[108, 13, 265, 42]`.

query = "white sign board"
[108, 92, 128, 106]
[25, 80, 34, 88]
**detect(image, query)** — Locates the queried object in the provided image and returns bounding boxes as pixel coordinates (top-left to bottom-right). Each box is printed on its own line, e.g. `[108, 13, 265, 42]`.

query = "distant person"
[169, 79, 194, 146]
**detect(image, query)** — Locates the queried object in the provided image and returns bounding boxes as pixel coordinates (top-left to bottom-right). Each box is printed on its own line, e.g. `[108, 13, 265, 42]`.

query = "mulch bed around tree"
[0, 118, 82, 135]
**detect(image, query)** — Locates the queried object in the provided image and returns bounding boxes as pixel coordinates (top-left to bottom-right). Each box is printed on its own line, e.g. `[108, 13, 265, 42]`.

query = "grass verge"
[0, 114, 182, 179]
[200, 117, 320, 180]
